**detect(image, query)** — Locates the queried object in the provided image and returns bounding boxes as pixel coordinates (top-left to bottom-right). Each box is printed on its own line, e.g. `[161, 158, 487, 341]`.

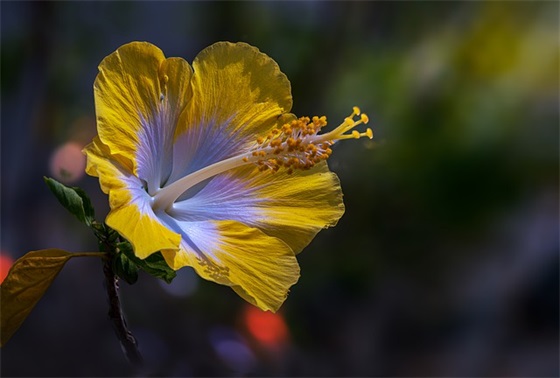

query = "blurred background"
[1, 1, 558, 377]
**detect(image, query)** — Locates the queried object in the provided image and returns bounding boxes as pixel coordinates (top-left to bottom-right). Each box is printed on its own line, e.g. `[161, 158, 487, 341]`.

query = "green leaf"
[44, 177, 95, 226]
[118, 242, 176, 284]
[1, 249, 77, 346]
[113, 252, 139, 285]
[72, 187, 96, 225]
[140, 252, 177, 284]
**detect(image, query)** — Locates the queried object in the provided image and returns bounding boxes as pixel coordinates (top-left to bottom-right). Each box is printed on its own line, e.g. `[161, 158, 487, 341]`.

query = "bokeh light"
[243, 305, 289, 348]
[158, 266, 199, 298]
[209, 326, 257, 375]
[0, 252, 13, 283]
[48, 142, 86, 184]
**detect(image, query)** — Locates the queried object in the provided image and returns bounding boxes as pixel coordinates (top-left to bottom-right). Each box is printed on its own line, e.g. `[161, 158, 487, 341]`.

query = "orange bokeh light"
[243, 305, 289, 347]
[0, 253, 14, 283]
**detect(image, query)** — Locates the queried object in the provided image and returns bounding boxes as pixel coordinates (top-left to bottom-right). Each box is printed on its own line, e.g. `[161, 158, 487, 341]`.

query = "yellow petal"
[161, 220, 300, 312]
[84, 138, 181, 258]
[94, 42, 193, 177]
[106, 205, 180, 259]
[250, 162, 345, 254]
[84, 136, 129, 195]
[169, 161, 344, 254]
[175, 41, 292, 147]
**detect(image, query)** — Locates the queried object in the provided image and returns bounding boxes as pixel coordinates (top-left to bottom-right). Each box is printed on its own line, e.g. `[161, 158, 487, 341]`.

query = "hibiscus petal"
[94, 42, 193, 193]
[160, 219, 299, 312]
[169, 162, 344, 254]
[167, 42, 293, 183]
[84, 138, 181, 258]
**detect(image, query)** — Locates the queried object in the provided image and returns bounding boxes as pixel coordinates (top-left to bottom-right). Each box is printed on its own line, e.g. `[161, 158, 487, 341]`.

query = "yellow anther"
[163, 74, 169, 83]
[282, 125, 292, 134]
[270, 139, 281, 147]
[245, 108, 371, 175]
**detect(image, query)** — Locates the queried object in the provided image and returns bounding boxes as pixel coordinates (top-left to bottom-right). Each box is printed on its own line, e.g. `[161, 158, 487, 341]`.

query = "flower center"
[152, 107, 372, 212]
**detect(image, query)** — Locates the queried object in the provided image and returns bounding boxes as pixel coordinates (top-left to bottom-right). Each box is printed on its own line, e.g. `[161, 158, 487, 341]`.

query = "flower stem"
[102, 256, 144, 369]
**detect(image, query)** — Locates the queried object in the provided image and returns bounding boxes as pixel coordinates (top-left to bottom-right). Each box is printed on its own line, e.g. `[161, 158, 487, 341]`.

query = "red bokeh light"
[0, 252, 14, 283]
[243, 305, 289, 347]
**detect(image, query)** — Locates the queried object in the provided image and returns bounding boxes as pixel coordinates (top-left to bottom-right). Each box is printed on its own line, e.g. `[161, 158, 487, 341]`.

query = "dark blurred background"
[1, 1, 558, 377]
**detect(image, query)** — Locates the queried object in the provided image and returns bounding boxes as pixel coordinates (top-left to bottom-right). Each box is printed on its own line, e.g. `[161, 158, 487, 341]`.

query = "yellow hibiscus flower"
[84, 41, 371, 312]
